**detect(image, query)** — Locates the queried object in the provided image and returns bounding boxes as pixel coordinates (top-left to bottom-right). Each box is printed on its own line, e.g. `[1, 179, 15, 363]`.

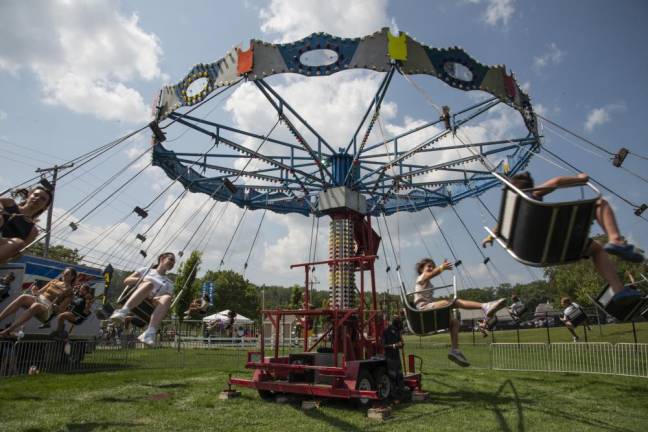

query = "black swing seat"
[508, 303, 528, 323]
[116, 284, 155, 328]
[485, 172, 601, 267]
[400, 276, 460, 335]
[588, 275, 648, 322]
[564, 306, 588, 327]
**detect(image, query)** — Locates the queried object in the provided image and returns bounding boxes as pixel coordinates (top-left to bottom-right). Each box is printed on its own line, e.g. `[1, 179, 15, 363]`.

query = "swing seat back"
[509, 304, 527, 322]
[565, 307, 588, 327]
[487, 173, 600, 267]
[116, 285, 154, 329]
[400, 276, 459, 336]
[402, 303, 458, 335]
[589, 284, 648, 322]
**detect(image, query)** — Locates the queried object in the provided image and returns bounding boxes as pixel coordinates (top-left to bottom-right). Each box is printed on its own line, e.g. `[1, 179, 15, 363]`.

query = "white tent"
[203, 309, 253, 325]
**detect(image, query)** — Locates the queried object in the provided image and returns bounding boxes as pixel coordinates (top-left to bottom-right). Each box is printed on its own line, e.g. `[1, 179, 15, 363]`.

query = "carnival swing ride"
[4, 28, 648, 404]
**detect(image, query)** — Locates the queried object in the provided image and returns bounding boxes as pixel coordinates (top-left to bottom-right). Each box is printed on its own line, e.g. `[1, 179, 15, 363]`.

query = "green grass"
[405, 321, 648, 345]
[1, 358, 647, 432]
[1, 323, 647, 431]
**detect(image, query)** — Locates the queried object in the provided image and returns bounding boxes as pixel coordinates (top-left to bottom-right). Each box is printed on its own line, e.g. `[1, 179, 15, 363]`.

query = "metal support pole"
[545, 312, 551, 344]
[35, 163, 74, 258]
[516, 325, 521, 345]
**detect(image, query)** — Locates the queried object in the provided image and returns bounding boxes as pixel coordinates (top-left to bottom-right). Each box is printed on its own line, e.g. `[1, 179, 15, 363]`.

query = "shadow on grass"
[63, 421, 142, 431]
[294, 398, 363, 432]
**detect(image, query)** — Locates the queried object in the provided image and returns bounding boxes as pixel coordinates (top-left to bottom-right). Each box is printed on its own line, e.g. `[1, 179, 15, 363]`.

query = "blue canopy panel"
[152, 145, 312, 216]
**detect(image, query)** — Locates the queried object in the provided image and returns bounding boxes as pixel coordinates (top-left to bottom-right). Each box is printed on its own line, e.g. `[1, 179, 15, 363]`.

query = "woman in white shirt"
[110, 252, 176, 346]
[414, 258, 506, 367]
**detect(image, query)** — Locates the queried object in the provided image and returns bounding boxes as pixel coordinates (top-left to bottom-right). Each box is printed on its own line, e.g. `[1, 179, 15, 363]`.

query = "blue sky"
[0, 0, 646, 293]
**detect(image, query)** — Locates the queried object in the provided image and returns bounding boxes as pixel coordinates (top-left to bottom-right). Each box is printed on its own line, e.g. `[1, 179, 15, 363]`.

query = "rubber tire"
[355, 369, 375, 409]
[373, 367, 392, 401]
[258, 389, 275, 401]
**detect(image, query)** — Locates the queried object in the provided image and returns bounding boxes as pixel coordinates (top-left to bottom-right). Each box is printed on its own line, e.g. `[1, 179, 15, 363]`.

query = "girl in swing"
[483, 172, 644, 300]
[110, 252, 176, 347]
[414, 258, 506, 367]
[0, 267, 77, 337]
[0, 186, 53, 264]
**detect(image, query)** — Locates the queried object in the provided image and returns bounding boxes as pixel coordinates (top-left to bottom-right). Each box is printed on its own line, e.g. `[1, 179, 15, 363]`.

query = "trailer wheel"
[355, 370, 375, 408]
[374, 367, 392, 400]
[258, 389, 275, 401]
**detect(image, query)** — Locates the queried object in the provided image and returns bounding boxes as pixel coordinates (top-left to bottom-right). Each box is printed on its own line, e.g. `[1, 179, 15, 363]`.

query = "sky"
[0, 0, 647, 294]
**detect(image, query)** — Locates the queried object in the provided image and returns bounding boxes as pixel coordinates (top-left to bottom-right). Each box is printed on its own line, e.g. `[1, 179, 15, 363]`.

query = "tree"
[25, 242, 83, 264]
[289, 284, 302, 309]
[173, 251, 202, 321]
[202, 270, 259, 320]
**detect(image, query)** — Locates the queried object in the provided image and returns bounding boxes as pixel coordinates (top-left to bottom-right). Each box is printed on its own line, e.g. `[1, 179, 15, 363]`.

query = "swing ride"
[1, 27, 647, 404]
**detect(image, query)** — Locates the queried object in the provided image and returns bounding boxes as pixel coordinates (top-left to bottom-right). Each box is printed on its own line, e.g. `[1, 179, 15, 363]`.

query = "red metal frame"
[229, 215, 422, 402]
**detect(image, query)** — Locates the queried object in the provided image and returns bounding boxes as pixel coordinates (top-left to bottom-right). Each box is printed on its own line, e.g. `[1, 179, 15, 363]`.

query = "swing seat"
[508, 304, 527, 323]
[564, 307, 588, 327]
[400, 277, 459, 336]
[588, 284, 648, 322]
[116, 285, 155, 329]
[485, 172, 601, 267]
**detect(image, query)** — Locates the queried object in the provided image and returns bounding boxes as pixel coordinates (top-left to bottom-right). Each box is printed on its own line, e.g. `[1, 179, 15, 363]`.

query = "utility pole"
[35, 163, 74, 258]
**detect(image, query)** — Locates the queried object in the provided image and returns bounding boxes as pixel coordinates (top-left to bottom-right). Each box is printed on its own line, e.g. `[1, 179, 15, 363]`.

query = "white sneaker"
[109, 308, 129, 325]
[448, 349, 470, 367]
[137, 329, 156, 347]
[572, 336, 579, 343]
[483, 298, 506, 318]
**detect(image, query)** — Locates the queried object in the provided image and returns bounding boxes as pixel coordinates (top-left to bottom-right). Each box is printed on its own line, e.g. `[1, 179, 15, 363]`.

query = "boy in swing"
[483, 172, 644, 301]
[414, 258, 507, 367]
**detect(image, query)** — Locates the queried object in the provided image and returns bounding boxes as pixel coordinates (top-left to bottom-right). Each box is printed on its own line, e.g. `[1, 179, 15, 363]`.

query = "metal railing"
[491, 342, 648, 378]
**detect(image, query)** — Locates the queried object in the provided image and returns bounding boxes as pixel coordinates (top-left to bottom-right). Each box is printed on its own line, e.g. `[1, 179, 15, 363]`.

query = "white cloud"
[533, 42, 565, 71]
[483, 0, 516, 27]
[0, 0, 163, 123]
[259, 0, 389, 42]
[0, 110, 6, 121]
[584, 103, 626, 132]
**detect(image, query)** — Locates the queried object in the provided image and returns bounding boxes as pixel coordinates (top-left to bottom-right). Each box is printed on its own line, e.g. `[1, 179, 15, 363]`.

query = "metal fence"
[491, 342, 648, 378]
[3, 338, 648, 380]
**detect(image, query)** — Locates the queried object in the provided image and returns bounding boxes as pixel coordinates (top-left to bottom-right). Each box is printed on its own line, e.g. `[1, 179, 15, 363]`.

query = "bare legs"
[588, 241, 624, 293]
[0, 295, 48, 335]
[149, 295, 172, 329]
[123, 281, 155, 310]
[0, 237, 25, 265]
[56, 312, 76, 334]
[595, 198, 623, 244]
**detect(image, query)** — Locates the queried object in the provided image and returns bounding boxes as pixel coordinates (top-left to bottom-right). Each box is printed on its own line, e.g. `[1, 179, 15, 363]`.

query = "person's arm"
[533, 173, 589, 198]
[419, 259, 453, 284]
[123, 270, 144, 286]
[0, 197, 15, 208]
[482, 223, 500, 248]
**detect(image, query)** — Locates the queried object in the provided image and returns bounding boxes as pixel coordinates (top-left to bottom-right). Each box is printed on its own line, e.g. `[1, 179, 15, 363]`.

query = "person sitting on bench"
[184, 293, 210, 319]
[483, 172, 644, 300]
[560, 297, 590, 342]
[414, 258, 506, 367]
[55, 284, 95, 337]
[0, 186, 53, 264]
[0, 267, 77, 337]
[109, 252, 176, 347]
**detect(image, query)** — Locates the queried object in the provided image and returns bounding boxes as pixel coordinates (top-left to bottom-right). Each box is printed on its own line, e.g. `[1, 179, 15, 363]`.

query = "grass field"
[1, 322, 647, 431]
[2, 360, 647, 432]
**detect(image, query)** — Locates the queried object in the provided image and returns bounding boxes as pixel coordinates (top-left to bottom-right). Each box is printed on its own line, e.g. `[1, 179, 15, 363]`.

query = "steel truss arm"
[255, 79, 333, 183]
[353, 99, 500, 186]
[170, 115, 323, 186]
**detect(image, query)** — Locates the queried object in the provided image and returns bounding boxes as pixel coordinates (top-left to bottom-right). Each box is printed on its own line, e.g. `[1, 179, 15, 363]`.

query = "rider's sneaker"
[604, 243, 645, 263]
[572, 336, 579, 343]
[448, 349, 470, 367]
[109, 308, 129, 325]
[137, 328, 157, 347]
[483, 298, 507, 318]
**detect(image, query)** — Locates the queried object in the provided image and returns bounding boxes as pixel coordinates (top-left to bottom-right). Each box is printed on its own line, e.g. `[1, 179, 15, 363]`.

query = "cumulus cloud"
[533, 42, 565, 72]
[0, 0, 163, 123]
[481, 0, 516, 27]
[0, 110, 6, 121]
[584, 103, 626, 132]
[259, 0, 389, 42]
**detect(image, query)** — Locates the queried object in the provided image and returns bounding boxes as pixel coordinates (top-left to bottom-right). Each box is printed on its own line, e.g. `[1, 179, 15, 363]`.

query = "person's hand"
[482, 235, 494, 248]
[441, 259, 453, 271]
[577, 173, 589, 183]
